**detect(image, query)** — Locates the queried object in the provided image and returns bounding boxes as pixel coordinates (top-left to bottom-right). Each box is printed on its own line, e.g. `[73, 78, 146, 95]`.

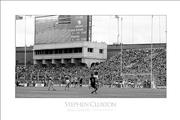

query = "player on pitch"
[48, 77, 56, 91]
[90, 73, 98, 94]
[65, 76, 71, 91]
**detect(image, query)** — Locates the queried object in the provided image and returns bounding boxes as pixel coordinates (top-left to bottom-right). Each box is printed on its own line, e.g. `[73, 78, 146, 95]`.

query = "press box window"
[88, 48, 93, 53]
[99, 49, 103, 54]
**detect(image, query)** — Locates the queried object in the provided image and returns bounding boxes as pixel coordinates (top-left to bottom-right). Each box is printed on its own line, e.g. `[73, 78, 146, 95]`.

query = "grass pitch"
[15, 86, 166, 98]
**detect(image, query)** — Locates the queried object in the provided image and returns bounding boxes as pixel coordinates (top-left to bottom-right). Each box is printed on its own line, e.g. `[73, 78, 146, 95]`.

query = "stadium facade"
[33, 41, 107, 67]
[16, 43, 166, 65]
[32, 15, 107, 67]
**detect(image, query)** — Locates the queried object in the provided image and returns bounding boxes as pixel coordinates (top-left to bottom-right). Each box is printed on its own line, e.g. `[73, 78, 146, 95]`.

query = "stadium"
[15, 15, 166, 98]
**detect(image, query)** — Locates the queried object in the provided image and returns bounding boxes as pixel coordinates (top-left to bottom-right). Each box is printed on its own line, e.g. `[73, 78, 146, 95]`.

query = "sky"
[15, 15, 166, 47]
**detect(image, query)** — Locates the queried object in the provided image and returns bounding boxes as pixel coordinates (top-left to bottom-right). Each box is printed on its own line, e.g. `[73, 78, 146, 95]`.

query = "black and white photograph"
[2, 1, 180, 120]
[15, 15, 166, 98]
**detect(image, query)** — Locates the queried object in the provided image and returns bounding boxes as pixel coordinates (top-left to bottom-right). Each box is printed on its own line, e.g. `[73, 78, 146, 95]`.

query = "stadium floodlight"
[159, 16, 161, 43]
[151, 15, 155, 89]
[120, 17, 123, 45]
[24, 15, 27, 68]
[115, 15, 120, 44]
[21, 15, 34, 68]
[115, 15, 123, 77]
[132, 16, 134, 44]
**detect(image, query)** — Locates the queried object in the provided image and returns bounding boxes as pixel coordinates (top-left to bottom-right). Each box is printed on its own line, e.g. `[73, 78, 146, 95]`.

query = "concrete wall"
[83, 42, 107, 60]
[33, 41, 106, 50]
[33, 53, 83, 60]
[33, 41, 107, 66]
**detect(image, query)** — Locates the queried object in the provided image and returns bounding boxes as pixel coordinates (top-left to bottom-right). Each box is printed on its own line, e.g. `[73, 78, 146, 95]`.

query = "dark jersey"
[90, 76, 96, 86]
[79, 78, 83, 84]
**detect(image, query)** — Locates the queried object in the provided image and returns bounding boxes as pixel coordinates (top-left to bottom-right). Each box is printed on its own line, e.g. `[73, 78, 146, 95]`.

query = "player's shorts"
[91, 84, 96, 88]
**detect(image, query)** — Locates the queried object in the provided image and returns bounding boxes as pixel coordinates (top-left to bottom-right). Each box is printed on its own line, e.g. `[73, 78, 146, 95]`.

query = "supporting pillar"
[52, 59, 56, 64]
[71, 58, 75, 63]
[82, 47, 87, 54]
[33, 60, 37, 65]
[42, 59, 46, 64]
[81, 58, 85, 63]
[61, 59, 64, 64]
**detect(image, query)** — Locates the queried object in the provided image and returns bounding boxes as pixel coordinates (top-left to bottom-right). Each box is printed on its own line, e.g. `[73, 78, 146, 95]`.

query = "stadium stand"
[16, 46, 166, 88]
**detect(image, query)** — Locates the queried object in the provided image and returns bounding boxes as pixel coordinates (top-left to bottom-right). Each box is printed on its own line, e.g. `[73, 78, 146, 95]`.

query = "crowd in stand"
[90, 47, 166, 87]
[16, 47, 166, 88]
[16, 64, 91, 86]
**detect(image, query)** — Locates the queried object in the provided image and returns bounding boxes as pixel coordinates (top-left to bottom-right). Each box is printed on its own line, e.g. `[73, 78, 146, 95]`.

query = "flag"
[16, 15, 23, 20]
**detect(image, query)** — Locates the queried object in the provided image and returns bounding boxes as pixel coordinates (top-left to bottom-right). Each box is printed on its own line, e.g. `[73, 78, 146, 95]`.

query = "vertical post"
[34, 16, 36, 45]
[115, 15, 120, 44]
[165, 15, 167, 44]
[132, 16, 134, 44]
[159, 16, 161, 43]
[120, 17, 123, 76]
[87, 15, 89, 41]
[53, 19, 56, 42]
[15, 16, 17, 64]
[151, 15, 153, 89]
[15, 16, 17, 81]
[121, 17, 123, 45]
[24, 15, 27, 68]
[117, 17, 120, 44]
[24, 15, 27, 82]
[90, 15, 92, 42]
[33, 16, 36, 64]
